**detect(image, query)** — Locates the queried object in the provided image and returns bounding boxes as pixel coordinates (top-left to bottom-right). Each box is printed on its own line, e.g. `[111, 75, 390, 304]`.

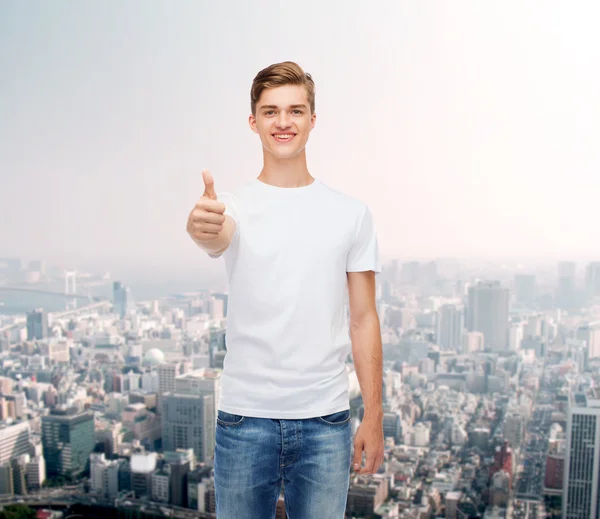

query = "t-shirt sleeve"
[207, 192, 240, 259]
[346, 204, 381, 274]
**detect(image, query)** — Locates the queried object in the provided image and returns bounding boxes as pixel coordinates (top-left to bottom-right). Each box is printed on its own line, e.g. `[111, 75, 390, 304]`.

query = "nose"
[275, 113, 292, 129]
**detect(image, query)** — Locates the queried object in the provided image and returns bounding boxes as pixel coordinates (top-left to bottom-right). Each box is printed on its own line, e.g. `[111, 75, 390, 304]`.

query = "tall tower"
[65, 271, 77, 310]
[514, 274, 537, 307]
[467, 281, 510, 352]
[557, 261, 577, 310]
[113, 281, 135, 319]
[585, 262, 600, 300]
[26, 309, 48, 341]
[563, 390, 600, 518]
[436, 304, 464, 350]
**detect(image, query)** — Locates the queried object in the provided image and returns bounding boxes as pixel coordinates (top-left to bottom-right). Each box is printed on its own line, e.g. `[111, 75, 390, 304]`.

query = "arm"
[348, 269, 385, 475]
[347, 270, 383, 420]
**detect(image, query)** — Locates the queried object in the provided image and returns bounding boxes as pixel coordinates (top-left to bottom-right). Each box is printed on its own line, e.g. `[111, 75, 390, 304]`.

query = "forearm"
[350, 311, 383, 420]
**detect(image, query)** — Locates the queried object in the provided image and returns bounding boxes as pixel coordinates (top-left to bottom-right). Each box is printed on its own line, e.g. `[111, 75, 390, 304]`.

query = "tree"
[0, 504, 36, 519]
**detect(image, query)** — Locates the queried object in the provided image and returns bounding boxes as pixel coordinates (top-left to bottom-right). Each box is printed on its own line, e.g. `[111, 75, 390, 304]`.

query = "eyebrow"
[259, 104, 308, 110]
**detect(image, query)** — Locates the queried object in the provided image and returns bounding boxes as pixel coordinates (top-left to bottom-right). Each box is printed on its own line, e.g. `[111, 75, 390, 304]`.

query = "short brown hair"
[251, 61, 315, 116]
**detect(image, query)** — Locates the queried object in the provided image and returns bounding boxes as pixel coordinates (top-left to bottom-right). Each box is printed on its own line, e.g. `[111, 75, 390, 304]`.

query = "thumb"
[202, 169, 217, 200]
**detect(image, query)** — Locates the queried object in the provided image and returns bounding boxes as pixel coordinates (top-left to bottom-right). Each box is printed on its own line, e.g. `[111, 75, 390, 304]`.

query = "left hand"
[352, 415, 385, 475]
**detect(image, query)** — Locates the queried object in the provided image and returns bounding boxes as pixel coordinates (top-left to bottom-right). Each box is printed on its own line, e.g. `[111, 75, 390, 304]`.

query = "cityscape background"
[1, 2, 599, 519]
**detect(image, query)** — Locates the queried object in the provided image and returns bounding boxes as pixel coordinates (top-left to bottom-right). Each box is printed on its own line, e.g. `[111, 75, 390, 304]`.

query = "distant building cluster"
[0, 257, 600, 517]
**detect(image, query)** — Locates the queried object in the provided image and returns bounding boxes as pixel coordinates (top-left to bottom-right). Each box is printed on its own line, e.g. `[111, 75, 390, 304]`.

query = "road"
[513, 391, 555, 518]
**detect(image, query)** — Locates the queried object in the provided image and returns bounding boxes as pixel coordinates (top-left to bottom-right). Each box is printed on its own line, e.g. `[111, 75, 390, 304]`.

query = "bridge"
[0, 285, 106, 301]
[0, 300, 112, 335]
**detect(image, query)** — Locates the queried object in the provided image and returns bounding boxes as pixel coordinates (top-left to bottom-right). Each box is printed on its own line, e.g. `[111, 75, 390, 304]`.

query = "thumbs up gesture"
[186, 169, 227, 243]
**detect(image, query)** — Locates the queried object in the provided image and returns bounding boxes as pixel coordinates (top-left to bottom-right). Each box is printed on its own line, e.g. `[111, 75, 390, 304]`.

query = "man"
[186, 61, 384, 519]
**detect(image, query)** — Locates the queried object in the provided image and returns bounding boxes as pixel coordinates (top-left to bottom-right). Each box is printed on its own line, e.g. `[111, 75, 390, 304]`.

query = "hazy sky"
[1, 1, 599, 284]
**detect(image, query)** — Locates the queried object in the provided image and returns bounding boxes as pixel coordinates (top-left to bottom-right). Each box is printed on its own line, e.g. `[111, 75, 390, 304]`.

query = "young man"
[186, 61, 384, 519]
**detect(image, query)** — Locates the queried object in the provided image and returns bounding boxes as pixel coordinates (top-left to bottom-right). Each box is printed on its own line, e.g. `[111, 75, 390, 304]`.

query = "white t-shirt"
[208, 177, 381, 419]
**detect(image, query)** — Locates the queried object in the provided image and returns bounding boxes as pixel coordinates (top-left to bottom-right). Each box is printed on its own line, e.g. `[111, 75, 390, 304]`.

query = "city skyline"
[4, 3, 600, 517]
[1, 1, 599, 283]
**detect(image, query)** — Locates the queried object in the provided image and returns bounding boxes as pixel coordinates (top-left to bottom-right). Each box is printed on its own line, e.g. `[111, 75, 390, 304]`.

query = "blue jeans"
[214, 408, 352, 518]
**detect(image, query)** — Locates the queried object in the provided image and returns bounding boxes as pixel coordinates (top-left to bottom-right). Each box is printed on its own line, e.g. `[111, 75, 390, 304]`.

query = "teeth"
[274, 134, 293, 139]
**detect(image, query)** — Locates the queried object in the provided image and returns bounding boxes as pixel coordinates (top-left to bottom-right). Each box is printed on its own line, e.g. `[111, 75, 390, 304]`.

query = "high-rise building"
[130, 451, 157, 498]
[467, 282, 509, 352]
[545, 439, 565, 493]
[162, 393, 214, 462]
[42, 408, 95, 477]
[26, 455, 46, 490]
[47, 339, 70, 364]
[400, 261, 420, 285]
[436, 304, 464, 350]
[503, 412, 525, 449]
[0, 463, 13, 495]
[514, 274, 537, 306]
[557, 261, 578, 310]
[563, 390, 600, 518]
[0, 377, 13, 394]
[158, 362, 180, 395]
[208, 328, 226, 370]
[187, 468, 211, 512]
[462, 331, 484, 354]
[576, 322, 600, 361]
[90, 453, 119, 498]
[174, 368, 221, 416]
[11, 455, 29, 495]
[382, 412, 402, 444]
[586, 262, 600, 299]
[0, 422, 30, 466]
[113, 281, 135, 319]
[26, 309, 48, 341]
[164, 450, 193, 507]
[508, 321, 524, 352]
[151, 468, 170, 503]
[0, 394, 25, 421]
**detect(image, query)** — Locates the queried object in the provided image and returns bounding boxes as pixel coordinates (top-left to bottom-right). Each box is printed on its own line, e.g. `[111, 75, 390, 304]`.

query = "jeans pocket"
[317, 409, 351, 425]
[217, 410, 246, 426]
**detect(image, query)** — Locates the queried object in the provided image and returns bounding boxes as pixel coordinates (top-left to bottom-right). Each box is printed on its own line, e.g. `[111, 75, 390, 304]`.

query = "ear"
[310, 112, 316, 130]
[249, 114, 258, 134]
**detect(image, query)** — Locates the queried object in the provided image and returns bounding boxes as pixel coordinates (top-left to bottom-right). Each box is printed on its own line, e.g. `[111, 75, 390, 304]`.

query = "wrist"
[363, 407, 384, 421]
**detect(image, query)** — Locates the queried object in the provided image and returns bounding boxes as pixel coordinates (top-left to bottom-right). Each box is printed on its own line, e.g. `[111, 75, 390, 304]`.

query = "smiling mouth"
[272, 133, 296, 143]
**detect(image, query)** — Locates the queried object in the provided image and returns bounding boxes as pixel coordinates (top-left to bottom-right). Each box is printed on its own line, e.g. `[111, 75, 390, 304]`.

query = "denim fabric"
[214, 409, 352, 518]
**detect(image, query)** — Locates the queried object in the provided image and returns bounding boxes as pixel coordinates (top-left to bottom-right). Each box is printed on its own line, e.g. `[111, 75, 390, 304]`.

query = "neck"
[257, 149, 313, 188]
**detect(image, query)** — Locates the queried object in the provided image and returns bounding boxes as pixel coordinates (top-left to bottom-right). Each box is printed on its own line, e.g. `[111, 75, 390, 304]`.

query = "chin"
[264, 146, 300, 160]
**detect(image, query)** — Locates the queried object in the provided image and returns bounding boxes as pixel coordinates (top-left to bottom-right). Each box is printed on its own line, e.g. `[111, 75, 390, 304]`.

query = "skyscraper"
[467, 281, 510, 352]
[514, 274, 537, 307]
[557, 261, 578, 310]
[436, 304, 464, 350]
[563, 390, 600, 518]
[113, 281, 135, 319]
[585, 262, 600, 300]
[575, 322, 600, 362]
[26, 309, 48, 341]
[42, 408, 95, 478]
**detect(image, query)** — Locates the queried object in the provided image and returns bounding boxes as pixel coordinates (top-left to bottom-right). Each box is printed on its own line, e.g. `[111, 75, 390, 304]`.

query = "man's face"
[249, 84, 316, 160]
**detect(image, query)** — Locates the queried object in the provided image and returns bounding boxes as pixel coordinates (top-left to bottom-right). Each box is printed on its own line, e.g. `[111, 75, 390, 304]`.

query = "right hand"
[186, 169, 227, 242]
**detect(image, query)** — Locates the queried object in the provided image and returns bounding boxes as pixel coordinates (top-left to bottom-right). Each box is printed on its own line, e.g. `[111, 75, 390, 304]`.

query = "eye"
[292, 110, 303, 115]
[264, 110, 275, 116]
